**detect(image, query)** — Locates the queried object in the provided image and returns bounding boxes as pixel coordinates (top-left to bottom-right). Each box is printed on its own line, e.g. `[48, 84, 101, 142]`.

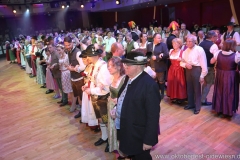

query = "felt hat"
[85, 44, 103, 57]
[227, 22, 235, 26]
[79, 50, 87, 58]
[121, 51, 147, 65]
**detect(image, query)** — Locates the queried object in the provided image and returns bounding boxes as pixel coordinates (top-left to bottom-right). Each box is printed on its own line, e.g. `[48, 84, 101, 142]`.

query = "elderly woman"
[107, 57, 126, 156]
[167, 38, 187, 104]
[56, 44, 75, 112]
[210, 39, 240, 117]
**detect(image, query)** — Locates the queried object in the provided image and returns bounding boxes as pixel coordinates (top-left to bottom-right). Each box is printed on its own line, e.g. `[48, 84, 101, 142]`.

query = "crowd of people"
[3, 20, 240, 160]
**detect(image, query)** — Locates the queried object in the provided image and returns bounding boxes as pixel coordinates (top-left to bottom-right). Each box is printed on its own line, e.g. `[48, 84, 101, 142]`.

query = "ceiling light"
[62, 5, 65, 8]
[81, 4, 84, 8]
[66, 1, 70, 7]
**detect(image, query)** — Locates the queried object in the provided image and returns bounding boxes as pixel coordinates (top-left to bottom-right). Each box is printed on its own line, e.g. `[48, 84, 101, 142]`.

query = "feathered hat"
[128, 21, 136, 29]
[168, 21, 179, 31]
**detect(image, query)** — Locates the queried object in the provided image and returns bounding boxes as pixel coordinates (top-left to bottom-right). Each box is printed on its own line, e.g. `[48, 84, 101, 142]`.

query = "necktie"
[87, 65, 95, 100]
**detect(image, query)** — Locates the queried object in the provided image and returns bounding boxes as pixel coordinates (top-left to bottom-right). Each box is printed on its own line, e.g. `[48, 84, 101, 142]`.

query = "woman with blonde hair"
[56, 44, 75, 112]
[167, 38, 187, 104]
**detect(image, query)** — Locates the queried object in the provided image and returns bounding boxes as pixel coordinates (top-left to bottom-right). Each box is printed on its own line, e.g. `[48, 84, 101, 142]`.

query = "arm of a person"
[199, 48, 208, 78]
[90, 64, 112, 95]
[235, 51, 240, 63]
[76, 51, 86, 72]
[233, 32, 240, 46]
[210, 44, 219, 55]
[143, 82, 160, 145]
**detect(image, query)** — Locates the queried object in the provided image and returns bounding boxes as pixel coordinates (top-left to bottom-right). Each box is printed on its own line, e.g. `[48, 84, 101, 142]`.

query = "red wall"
[175, 0, 232, 28]
[89, 0, 234, 30]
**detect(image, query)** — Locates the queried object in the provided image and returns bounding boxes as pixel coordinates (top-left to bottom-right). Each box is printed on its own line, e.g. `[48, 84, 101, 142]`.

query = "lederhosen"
[90, 61, 110, 124]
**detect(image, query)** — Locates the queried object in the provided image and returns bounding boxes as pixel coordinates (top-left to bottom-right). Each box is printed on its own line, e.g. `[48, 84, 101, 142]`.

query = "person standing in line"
[180, 35, 208, 114]
[116, 51, 160, 160]
[198, 30, 219, 106]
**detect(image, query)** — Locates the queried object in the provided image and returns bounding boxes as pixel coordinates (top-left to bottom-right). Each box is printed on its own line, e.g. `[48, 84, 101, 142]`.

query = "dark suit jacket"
[118, 72, 161, 155]
[50, 51, 61, 79]
[147, 42, 169, 72]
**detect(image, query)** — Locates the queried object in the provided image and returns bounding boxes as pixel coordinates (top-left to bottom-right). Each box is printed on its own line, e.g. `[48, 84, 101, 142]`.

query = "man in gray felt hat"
[116, 51, 161, 160]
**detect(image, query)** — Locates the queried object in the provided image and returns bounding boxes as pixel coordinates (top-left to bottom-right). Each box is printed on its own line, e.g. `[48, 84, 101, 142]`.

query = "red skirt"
[167, 59, 187, 100]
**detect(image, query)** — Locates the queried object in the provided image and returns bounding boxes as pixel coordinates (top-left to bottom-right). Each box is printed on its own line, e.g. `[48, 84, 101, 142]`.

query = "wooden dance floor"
[0, 58, 240, 160]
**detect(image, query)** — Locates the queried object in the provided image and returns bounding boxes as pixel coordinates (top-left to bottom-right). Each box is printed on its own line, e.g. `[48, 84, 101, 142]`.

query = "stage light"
[13, 8, 16, 13]
[81, 4, 84, 8]
[62, 5, 65, 8]
[116, 0, 121, 4]
[66, 1, 70, 7]
[26, 5, 29, 11]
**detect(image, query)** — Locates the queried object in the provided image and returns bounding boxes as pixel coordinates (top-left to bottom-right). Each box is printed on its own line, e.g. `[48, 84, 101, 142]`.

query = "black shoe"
[184, 105, 195, 110]
[74, 111, 81, 118]
[94, 138, 108, 146]
[194, 109, 200, 114]
[45, 90, 54, 94]
[105, 142, 109, 152]
[57, 100, 63, 104]
[201, 102, 212, 106]
[94, 127, 101, 133]
[59, 102, 68, 107]
[117, 156, 126, 160]
[40, 85, 46, 88]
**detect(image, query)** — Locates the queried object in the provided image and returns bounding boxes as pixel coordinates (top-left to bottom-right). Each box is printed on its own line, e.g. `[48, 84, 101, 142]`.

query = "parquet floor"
[0, 59, 240, 160]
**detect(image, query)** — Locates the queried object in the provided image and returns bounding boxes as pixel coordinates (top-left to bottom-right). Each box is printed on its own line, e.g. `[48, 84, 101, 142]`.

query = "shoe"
[29, 75, 36, 78]
[94, 138, 108, 146]
[194, 109, 200, 114]
[57, 100, 63, 104]
[53, 94, 61, 99]
[176, 100, 182, 104]
[94, 127, 101, 133]
[184, 105, 195, 110]
[74, 111, 81, 118]
[59, 102, 68, 107]
[69, 105, 76, 112]
[201, 102, 212, 106]
[40, 85, 46, 88]
[117, 156, 126, 160]
[45, 90, 54, 94]
[105, 142, 109, 152]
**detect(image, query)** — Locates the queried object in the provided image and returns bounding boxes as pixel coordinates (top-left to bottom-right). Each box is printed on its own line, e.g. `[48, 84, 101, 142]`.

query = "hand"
[199, 77, 205, 84]
[143, 144, 152, 151]
[159, 53, 163, 58]
[177, 58, 181, 61]
[152, 56, 156, 60]
[67, 64, 74, 71]
[82, 86, 86, 91]
[185, 63, 192, 69]
[85, 88, 91, 95]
